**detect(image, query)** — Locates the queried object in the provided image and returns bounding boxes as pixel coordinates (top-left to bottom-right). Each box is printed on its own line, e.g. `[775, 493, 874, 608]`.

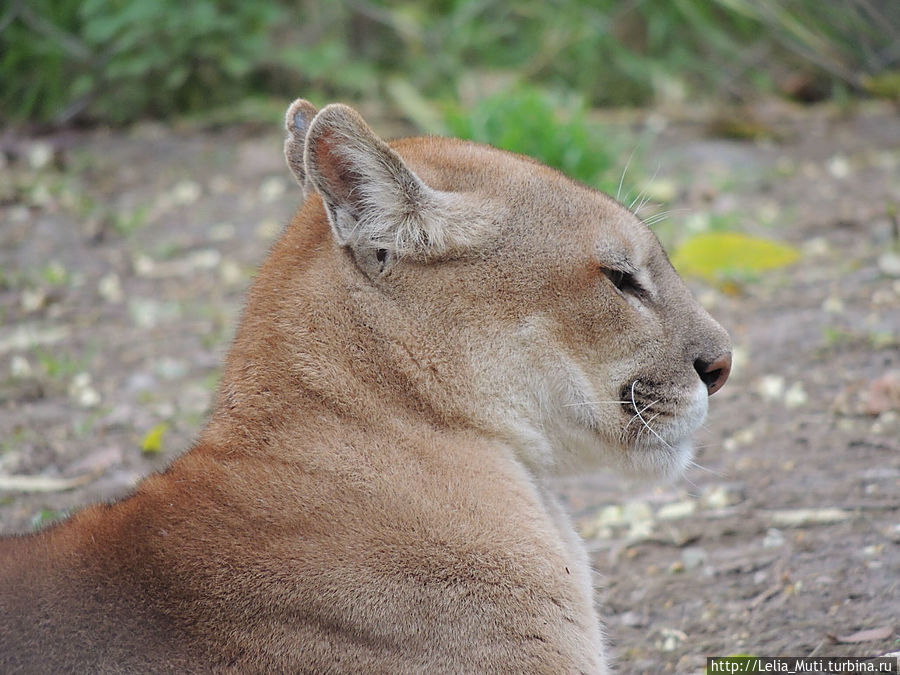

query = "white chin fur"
[624, 437, 694, 479]
[626, 380, 708, 478]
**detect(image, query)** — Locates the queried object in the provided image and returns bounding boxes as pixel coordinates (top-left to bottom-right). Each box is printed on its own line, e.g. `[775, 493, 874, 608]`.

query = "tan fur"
[0, 100, 731, 673]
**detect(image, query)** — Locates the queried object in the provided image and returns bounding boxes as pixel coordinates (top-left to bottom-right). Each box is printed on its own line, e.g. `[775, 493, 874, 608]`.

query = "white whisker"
[622, 394, 659, 435]
[616, 146, 638, 203]
[686, 459, 726, 478]
[629, 162, 660, 215]
[641, 207, 691, 227]
[681, 471, 699, 490]
[630, 381, 672, 449]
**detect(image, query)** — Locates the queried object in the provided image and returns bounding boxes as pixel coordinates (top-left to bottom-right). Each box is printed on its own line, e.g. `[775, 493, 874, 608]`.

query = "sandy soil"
[1, 101, 898, 673]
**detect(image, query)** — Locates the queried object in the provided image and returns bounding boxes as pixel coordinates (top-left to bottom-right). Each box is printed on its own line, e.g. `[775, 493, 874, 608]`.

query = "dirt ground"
[1, 101, 898, 673]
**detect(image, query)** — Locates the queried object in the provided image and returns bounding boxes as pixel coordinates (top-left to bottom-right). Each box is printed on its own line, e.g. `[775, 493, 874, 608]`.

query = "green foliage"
[111, 205, 149, 236]
[0, 0, 282, 124]
[1, 0, 897, 125]
[444, 87, 619, 192]
[862, 70, 900, 99]
[34, 347, 90, 380]
[38, 261, 69, 286]
[709, 0, 897, 89]
[271, 0, 898, 108]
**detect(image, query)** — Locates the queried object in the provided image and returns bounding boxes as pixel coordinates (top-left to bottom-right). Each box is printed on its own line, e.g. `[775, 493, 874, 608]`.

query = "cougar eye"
[603, 267, 643, 296]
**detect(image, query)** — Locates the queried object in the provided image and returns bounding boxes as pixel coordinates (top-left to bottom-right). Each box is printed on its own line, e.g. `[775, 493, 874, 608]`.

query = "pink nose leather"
[694, 352, 732, 396]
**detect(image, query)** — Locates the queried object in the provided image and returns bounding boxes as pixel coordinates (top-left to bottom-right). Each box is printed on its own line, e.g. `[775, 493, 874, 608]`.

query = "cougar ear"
[303, 103, 456, 264]
[284, 98, 319, 196]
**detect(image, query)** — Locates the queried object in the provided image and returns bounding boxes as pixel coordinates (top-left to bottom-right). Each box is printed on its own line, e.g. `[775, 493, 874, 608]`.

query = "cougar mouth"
[616, 378, 708, 475]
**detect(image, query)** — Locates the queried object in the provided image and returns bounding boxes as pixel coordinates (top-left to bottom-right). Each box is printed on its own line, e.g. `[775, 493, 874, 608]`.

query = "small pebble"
[98, 273, 124, 303]
[133, 253, 156, 277]
[877, 252, 900, 277]
[822, 296, 844, 313]
[619, 611, 647, 628]
[187, 249, 221, 270]
[10, 355, 32, 378]
[802, 237, 830, 257]
[27, 142, 54, 170]
[69, 372, 101, 408]
[784, 382, 808, 408]
[171, 180, 202, 205]
[657, 500, 696, 520]
[255, 219, 281, 240]
[21, 288, 48, 313]
[762, 527, 785, 548]
[219, 259, 244, 286]
[259, 176, 287, 203]
[684, 213, 710, 233]
[681, 546, 706, 570]
[659, 628, 687, 652]
[757, 375, 784, 401]
[826, 154, 850, 178]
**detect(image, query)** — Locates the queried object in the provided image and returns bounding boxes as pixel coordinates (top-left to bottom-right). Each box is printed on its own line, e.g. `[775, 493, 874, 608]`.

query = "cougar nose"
[694, 352, 732, 396]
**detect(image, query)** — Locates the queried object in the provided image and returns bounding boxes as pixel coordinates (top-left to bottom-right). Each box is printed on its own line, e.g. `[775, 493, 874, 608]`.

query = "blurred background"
[2, 0, 899, 125]
[1, 1, 900, 671]
[3, 0, 899, 221]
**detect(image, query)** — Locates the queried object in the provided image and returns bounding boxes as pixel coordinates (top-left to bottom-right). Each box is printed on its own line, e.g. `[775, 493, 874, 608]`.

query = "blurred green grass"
[2, 0, 898, 128]
[444, 86, 622, 193]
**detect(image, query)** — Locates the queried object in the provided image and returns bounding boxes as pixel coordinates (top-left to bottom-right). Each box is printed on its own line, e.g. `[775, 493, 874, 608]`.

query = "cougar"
[0, 99, 731, 673]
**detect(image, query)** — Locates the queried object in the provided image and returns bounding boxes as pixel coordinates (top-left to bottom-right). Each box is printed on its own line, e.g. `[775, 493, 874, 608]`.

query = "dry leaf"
[831, 625, 893, 643]
[141, 422, 169, 454]
[0, 473, 94, 493]
[768, 508, 853, 527]
[671, 232, 799, 283]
